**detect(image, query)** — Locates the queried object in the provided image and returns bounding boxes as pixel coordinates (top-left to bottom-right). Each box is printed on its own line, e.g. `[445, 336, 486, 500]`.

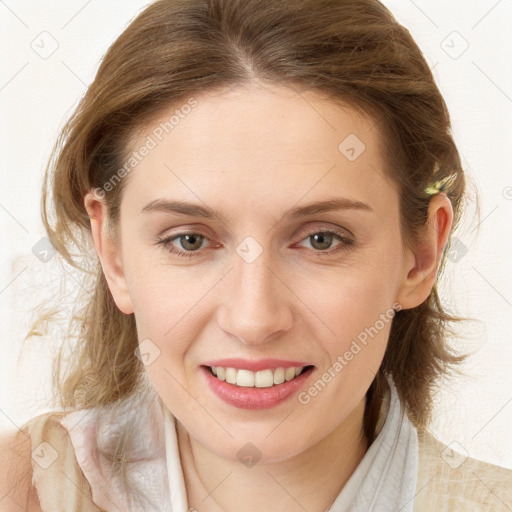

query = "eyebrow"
[141, 196, 373, 222]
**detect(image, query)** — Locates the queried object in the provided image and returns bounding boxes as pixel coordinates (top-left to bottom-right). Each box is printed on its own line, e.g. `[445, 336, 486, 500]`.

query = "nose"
[216, 249, 294, 346]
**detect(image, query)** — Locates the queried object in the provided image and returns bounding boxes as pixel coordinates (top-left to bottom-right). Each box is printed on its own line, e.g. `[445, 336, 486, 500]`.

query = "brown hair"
[32, 0, 471, 445]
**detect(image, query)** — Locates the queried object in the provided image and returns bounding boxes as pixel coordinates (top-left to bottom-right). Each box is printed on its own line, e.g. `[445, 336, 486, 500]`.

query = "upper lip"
[202, 358, 312, 372]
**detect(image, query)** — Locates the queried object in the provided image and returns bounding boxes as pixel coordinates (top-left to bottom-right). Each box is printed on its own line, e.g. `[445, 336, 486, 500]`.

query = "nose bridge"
[217, 244, 293, 345]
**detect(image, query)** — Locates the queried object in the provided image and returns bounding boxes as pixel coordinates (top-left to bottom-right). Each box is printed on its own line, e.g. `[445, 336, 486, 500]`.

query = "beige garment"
[22, 411, 102, 512]
[414, 429, 512, 511]
[23, 410, 512, 512]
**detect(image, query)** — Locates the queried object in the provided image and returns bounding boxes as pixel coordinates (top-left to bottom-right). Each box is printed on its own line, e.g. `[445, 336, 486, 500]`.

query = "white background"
[0, 0, 511, 469]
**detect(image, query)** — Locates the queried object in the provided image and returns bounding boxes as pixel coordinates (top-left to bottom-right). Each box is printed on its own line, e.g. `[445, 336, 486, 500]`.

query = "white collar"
[327, 378, 418, 511]
[60, 377, 417, 511]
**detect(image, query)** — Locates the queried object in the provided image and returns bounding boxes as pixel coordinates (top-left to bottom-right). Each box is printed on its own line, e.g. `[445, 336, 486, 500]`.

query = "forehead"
[121, 82, 396, 217]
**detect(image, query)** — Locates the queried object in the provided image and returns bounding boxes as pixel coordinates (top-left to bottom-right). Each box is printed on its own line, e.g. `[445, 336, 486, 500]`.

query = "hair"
[30, 0, 472, 455]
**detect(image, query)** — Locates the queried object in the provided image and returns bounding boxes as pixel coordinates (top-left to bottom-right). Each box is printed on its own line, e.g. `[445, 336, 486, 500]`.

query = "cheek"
[126, 256, 210, 335]
[291, 263, 398, 423]
[294, 257, 399, 338]
[127, 232, 402, 349]
[288, 247, 402, 396]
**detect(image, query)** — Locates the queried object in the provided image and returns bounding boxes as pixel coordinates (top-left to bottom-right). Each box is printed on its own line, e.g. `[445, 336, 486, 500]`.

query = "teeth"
[225, 367, 237, 384]
[210, 366, 307, 388]
[255, 369, 273, 388]
[285, 367, 296, 381]
[273, 367, 285, 385]
[237, 369, 254, 387]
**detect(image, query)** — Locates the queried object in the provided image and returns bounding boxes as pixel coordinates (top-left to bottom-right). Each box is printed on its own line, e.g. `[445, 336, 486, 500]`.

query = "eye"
[156, 228, 354, 259]
[295, 230, 354, 255]
[156, 232, 212, 258]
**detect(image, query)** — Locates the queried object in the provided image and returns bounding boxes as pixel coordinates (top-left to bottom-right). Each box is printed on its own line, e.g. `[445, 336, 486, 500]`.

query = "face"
[91, 82, 426, 464]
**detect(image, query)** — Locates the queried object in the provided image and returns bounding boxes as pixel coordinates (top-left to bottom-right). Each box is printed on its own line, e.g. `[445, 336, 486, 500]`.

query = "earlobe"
[84, 190, 134, 315]
[396, 194, 454, 309]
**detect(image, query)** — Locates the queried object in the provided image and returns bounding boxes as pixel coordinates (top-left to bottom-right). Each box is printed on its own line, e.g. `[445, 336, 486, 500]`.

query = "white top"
[59, 378, 418, 511]
[327, 380, 418, 511]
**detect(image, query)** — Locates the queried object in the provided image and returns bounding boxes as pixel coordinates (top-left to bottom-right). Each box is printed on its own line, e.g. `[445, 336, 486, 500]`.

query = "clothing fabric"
[48, 378, 417, 512]
[327, 380, 418, 511]
[22, 379, 512, 512]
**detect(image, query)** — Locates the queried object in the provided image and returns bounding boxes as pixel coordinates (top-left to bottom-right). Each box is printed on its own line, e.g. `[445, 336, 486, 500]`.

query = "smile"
[210, 366, 310, 388]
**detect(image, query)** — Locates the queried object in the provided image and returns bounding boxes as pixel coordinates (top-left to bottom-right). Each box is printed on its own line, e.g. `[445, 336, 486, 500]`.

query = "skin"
[84, 81, 453, 512]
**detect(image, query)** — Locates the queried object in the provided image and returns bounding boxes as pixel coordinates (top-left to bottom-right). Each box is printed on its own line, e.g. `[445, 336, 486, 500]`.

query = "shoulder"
[414, 428, 512, 511]
[0, 426, 42, 511]
[1, 411, 101, 512]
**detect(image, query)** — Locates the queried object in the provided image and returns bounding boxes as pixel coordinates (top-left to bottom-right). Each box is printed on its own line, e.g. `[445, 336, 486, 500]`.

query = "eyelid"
[293, 222, 354, 242]
[157, 230, 216, 256]
[292, 228, 354, 254]
[156, 222, 355, 258]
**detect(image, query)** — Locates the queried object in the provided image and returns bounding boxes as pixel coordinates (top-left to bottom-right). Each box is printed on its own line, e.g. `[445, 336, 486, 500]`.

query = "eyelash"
[156, 228, 354, 259]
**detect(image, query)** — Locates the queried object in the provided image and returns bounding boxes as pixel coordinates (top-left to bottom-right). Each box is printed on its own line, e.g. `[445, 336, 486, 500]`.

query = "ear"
[84, 189, 134, 315]
[396, 193, 454, 309]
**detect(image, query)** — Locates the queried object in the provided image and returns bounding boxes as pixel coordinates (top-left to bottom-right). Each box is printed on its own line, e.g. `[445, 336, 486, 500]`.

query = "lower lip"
[200, 366, 314, 409]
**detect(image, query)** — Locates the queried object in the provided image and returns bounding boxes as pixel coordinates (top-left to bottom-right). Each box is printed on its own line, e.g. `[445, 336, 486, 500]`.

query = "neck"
[177, 398, 368, 512]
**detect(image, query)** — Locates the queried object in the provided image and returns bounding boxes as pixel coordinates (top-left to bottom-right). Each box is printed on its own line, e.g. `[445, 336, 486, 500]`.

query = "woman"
[1, 0, 511, 510]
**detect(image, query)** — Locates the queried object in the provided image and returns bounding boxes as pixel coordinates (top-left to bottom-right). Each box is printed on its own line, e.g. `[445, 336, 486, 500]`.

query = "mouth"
[200, 361, 315, 409]
[207, 365, 314, 388]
